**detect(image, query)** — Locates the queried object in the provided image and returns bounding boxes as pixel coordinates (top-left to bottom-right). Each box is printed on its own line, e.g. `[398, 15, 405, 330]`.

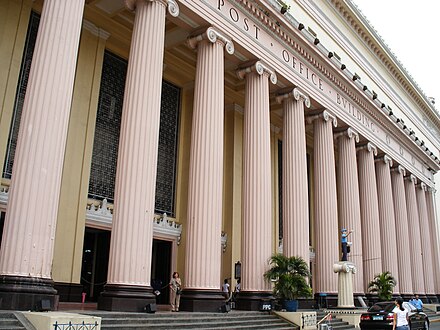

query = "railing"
[53, 321, 99, 330]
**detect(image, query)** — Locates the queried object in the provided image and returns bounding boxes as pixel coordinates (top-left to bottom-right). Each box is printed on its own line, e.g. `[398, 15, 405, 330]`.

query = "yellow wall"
[52, 27, 107, 284]
[0, 0, 32, 181]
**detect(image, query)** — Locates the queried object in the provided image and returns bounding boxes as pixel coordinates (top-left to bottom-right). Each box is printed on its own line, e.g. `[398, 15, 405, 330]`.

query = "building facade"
[0, 0, 439, 312]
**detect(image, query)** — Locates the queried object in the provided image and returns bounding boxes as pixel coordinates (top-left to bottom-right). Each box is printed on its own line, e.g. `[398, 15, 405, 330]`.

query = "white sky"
[349, 0, 440, 109]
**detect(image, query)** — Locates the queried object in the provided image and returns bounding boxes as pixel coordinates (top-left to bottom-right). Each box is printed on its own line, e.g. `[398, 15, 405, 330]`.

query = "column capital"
[187, 27, 234, 55]
[126, 0, 179, 17]
[236, 61, 277, 84]
[404, 174, 417, 185]
[356, 142, 377, 156]
[306, 110, 337, 127]
[334, 127, 359, 142]
[391, 165, 406, 176]
[427, 186, 437, 193]
[375, 154, 393, 167]
[275, 87, 311, 108]
[417, 182, 427, 191]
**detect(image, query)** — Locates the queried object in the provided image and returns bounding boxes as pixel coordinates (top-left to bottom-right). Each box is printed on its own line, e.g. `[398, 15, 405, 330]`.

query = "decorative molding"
[334, 127, 359, 142]
[0, 187, 8, 207]
[126, 0, 179, 17]
[187, 27, 234, 55]
[153, 213, 183, 245]
[221, 231, 227, 253]
[236, 61, 277, 85]
[275, 87, 311, 108]
[306, 110, 337, 127]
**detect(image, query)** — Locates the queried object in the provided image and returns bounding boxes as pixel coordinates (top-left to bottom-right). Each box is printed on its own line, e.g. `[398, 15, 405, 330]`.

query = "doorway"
[151, 239, 172, 305]
[80, 227, 111, 302]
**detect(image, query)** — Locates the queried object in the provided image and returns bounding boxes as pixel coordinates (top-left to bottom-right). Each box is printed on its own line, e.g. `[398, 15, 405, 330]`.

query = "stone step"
[101, 321, 295, 329]
[0, 312, 25, 330]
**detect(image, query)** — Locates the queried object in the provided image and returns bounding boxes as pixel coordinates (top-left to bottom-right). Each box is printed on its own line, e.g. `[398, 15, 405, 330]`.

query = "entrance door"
[0, 212, 5, 246]
[81, 227, 111, 302]
[151, 239, 172, 305]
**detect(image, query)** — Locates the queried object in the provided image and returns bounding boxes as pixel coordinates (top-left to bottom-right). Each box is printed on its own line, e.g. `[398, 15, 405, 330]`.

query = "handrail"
[316, 312, 332, 325]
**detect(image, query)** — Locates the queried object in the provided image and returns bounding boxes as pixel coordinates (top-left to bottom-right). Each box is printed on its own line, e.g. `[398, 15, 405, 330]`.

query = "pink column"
[357, 143, 382, 293]
[404, 175, 425, 295]
[308, 110, 339, 294]
[390, 166, 413, 296]
[375, 155, 399, 293]
[335, 128, 364, 294]
[99, 0, 179, 312]
[182, 28, 234, 312]
[237, 61, 277, 310]
[416, 183, 435, 298]
[276, 88, 310, 263]
[0, 0, 84, 310]
[426, 188, 440, 297]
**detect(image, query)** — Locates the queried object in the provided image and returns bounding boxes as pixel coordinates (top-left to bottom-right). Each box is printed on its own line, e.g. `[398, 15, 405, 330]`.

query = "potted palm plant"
[368, 271, 396, 301]
[264, 254, 312, 312]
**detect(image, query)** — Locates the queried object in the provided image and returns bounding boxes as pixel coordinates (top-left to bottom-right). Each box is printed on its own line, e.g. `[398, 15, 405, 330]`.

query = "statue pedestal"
[333, 261, 356, 308]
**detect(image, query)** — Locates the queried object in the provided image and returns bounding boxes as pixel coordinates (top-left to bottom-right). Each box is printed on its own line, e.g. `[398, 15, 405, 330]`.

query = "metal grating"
[2, 12, 40, 179]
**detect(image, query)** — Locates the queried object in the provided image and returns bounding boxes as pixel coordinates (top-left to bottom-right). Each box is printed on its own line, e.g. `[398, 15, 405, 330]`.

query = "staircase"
[316, 311, 356, 330]
[0, 312, 26, 330]
[81, 311, 298, 329]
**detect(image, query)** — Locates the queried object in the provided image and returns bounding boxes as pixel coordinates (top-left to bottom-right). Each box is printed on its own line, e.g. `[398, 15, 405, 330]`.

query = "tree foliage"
[264, 254, 312, 301]
[368, 271, 396, 301]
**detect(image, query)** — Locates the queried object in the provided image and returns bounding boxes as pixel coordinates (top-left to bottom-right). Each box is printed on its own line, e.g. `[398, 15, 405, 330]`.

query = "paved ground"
[431, 321, 440, 329]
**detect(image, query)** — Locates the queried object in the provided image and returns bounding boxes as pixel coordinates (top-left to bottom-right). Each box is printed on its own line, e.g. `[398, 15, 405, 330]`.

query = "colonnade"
[0, 0, 439, 313]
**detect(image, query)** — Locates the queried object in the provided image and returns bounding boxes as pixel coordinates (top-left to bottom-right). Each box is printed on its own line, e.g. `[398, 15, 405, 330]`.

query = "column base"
[236, 291, 273, 311]
[98, 284, 155, 312]
[0, 275, 58, 311]
[179, 289, 225, 312]
[54, 282, 83, 302]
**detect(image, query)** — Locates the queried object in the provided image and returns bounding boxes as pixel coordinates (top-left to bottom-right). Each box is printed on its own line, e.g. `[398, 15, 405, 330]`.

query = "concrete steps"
[80, 311, 297, 329]
[0, 312, 26, 330]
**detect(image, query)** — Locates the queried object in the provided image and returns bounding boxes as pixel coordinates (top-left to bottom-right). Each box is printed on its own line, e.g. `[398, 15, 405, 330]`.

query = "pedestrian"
[235, 278, 241, 293]
[169, 271, 182, 312]
[222, 278, 230, 300]
[410, 294, 423, 311]
[393, 298, 409, 330]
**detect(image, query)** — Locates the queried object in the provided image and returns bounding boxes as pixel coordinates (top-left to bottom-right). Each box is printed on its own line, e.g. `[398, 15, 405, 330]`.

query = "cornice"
[328, 0, 440, 132]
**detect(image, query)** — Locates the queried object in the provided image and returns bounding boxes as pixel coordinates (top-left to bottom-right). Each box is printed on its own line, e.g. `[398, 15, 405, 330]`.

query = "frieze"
[196, 0, 437, 185]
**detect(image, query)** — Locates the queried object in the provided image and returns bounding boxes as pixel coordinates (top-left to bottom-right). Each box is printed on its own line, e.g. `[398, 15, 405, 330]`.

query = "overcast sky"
[350, 0, 440, 109]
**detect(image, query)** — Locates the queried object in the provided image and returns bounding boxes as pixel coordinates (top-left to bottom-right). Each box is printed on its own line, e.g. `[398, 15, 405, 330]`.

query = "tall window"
[88, 51, 180, 216]
[3, 12, 40, 179]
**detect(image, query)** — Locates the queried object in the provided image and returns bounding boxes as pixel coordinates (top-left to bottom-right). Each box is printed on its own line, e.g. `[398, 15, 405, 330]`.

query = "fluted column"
[416, 183, 435, 297]
[375, 155, 399, 293]
[390, 166, 413, 296]
[404, 175, 425, 295]
[181, 28, 234, 312]
[99, 0, 179, 312]
[276, 88, 310, 262]
[0, 0, 84, 310]
[335, 128, 364, 294]
[236, 61, 277, 310]
[357, 143, 382, 293]
[426, 188, 440, 296]
[308, 111, 339, 294]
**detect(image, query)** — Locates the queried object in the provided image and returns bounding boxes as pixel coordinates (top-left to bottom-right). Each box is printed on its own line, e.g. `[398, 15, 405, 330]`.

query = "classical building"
[0, 0, 439, 312]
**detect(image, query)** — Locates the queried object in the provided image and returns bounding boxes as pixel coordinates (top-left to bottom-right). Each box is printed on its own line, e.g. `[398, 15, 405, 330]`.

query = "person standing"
[169, 272, 182, 312]
[222, 278, 230, 300]
[393, 298, 409, 330]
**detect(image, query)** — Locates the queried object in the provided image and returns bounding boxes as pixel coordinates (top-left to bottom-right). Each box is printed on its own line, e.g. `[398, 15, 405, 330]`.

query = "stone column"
[390, 166, 413, 297]
[426, 188, 440, 298]
[375, 155, 399, 293]
[333, 262, 357, 308]
[357, 143, 382, 293]
[181, 27, 234, 312]
[276, 88, 310, 263]
[335, 128, 364, 295]
[98, 0, 179, 312]
[307, 111, 339, 295]
[236, 61, 277, 310]
[0, 0, 85, 310]
[404, 175, 425, 295]
[416, 183, 436, 299]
